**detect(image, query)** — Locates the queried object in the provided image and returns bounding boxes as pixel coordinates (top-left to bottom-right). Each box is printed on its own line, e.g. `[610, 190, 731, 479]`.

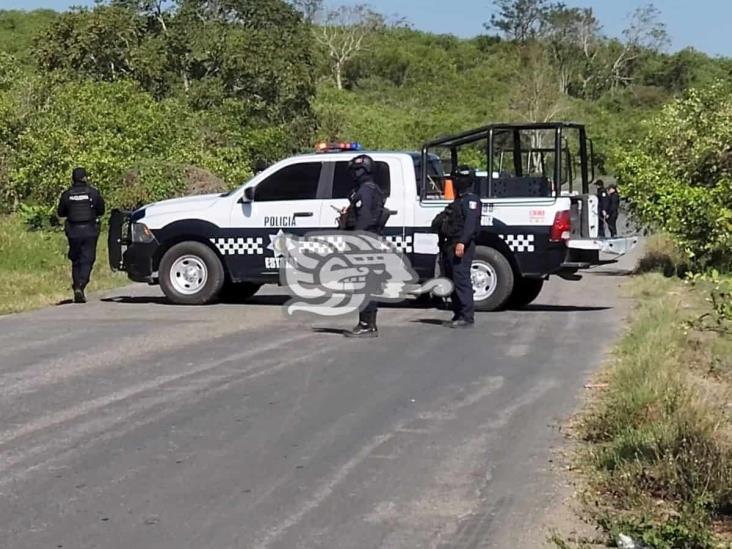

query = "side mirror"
[239, 186, 255, 203]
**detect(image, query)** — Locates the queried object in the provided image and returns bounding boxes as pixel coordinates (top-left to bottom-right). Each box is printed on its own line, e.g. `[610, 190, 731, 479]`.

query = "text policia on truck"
[108, 123, 638, 310]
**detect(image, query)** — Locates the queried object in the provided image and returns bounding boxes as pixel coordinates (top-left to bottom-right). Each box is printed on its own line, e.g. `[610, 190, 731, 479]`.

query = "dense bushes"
[618, 84, 732, 269]
[0, 1, 315, 213]
[0, 2, 731, 233]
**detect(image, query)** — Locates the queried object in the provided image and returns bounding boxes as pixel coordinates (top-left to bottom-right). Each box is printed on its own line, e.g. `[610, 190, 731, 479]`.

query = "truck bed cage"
[420, 122, 591, 198]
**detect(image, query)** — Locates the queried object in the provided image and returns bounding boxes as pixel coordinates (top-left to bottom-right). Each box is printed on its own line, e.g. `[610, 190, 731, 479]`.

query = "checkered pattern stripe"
[295, 235, 412, 255]
[296, 236, 347, 255]
[211, 237, 264, 255]
[500, 234, 535, 253]
[385, 235, 413, 253]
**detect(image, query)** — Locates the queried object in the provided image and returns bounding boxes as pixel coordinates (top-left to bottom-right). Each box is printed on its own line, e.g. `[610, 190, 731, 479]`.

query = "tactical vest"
[441, 199, 465, 243]
[341, 182, 388, 232]
[66, 186, 96, 224]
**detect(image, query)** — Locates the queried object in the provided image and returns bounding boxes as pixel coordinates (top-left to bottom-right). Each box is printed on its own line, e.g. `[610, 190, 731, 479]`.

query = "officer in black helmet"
[432, 167, 481, 328]
[57, 167, 105, 303]
[342, 154, 387, 338]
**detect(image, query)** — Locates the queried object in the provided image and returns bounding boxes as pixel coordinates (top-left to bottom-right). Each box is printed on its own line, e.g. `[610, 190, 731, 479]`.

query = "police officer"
[595, 179, 608, 237]
[432, 167, 481, 328]
[606, 183, 620, 237]
[342, 154, 387, 338]
[57, 167, 105, 303]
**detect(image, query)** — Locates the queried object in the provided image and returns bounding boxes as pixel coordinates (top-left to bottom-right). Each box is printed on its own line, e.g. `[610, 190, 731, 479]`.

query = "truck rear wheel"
[159, 241, 225, 305]
[507, 277, 544, 309]
[472, 246, 515, 311]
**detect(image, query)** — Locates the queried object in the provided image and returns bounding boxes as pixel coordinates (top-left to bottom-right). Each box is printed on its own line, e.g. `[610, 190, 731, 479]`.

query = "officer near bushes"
[341, 154, 387, 338]
[606, 183, 620, 237]
[57, 167, 105, 303]
[595, 179, 608, 237]
[432, 167, 481, 328]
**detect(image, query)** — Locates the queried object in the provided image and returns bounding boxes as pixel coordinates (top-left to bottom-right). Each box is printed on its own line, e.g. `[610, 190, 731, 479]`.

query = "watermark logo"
[276, 231, 453, 317]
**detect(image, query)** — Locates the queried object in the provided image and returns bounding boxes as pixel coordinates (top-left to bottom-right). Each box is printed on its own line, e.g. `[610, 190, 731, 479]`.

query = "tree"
[618, 83, 732, 268]
[289, 0, 322, 22]
[509, 45, 565, 123]
[486, 0, 555, 43]
[542, 5, 600, 94]
[35, 5, 145, 82]
[315, 4, 384, 90]
[34, 0, 316, 132]
[607, 4, 669, 90]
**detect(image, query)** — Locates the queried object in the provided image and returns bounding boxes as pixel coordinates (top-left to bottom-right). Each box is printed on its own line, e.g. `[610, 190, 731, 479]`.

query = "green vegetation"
[0, 216, 126, 314]
[619, 85, 732, 271]
[0, 0, 729, 307]
[563, 274, 732, 548]
[1, 0, 731, 216]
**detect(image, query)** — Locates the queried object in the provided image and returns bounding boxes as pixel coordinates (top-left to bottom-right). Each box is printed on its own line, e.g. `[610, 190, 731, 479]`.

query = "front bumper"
[107, 209, 159, 283]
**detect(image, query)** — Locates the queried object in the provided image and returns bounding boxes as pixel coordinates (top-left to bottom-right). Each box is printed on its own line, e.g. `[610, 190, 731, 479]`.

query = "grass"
[635, 234, 688, 277]
[0, 215, 128, 314]
[561, 273, 732, 548]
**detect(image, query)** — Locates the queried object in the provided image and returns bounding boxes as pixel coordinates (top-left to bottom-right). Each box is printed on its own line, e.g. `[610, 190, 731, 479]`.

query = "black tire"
[472, 246, 515, 311]
[507, 277, 544, 309]
[220, 281, 263, 303]
[159, 241, 225, 305]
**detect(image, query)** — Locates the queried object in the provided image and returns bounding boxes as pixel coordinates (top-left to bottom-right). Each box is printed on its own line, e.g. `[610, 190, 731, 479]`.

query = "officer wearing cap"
[342, 154, 387, 338]
[57, 167, 105, 303]
[432, 167, 481, 328]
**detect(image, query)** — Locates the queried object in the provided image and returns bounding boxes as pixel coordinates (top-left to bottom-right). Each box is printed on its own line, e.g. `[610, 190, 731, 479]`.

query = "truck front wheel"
[471, 246, 515, 311]
[159, 241, 225, 305]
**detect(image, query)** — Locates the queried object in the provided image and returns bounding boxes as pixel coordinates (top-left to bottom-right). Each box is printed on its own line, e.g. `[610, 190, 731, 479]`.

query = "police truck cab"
[109, 123, 637, 311]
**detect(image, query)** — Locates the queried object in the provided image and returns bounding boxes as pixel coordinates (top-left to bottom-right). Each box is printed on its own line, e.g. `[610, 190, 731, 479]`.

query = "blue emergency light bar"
[314, 141, 363, 153]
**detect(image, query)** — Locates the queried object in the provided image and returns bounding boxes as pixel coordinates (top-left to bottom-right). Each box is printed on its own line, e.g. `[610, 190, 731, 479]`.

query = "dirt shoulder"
[548, 273, 732, 548]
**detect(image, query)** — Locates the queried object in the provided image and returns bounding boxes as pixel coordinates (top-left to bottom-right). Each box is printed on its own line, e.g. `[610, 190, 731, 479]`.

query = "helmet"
[347, 154, 374, 184]
[453, 165, 475, 195]
[72, 167, 88, 184]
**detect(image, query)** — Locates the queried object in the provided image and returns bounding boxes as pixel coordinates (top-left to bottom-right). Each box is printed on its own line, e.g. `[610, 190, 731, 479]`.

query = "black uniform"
[343, 155, 387, 337]
[596, 185, 608, 237]
[606, 190, 620, 237]
[57, 170, 105, 298]
[433, 174, 481, 325]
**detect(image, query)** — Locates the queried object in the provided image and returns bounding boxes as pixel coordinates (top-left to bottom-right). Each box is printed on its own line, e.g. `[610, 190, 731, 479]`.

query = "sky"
[1, 0, 730, 57]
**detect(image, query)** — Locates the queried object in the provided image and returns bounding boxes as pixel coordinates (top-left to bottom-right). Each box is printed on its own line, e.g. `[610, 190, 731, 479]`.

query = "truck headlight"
[131, 222, 155, 243]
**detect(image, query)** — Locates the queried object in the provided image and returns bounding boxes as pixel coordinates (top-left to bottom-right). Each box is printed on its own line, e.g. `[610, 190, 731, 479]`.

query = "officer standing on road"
[606, 183, 620, 238]
[432, 167, 481, 329]
[595, 179, 608, 237]
[57, 167, 105, 303]
[342, 154, 387, 338]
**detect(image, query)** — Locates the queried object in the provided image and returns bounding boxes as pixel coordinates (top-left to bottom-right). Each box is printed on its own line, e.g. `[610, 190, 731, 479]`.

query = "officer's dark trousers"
[67, 228, 99, 290]
[598, 214, 606, 237]
[360, 300, 378, 325]
[607, 215, 618, 238]
[442, 242, 476, 323]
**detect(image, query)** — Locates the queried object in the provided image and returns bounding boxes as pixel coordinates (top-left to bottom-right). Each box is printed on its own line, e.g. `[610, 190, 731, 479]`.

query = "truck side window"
[255, 162, 322, 201]
[331, 161, 391, 199]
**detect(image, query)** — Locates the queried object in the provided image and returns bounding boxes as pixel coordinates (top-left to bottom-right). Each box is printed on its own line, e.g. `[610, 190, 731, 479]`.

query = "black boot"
[73, 288, 86, 304]
[345, 311, 378, 338]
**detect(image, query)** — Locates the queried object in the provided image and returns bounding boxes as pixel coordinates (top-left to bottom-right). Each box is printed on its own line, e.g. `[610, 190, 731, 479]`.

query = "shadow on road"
[102, 296, 171, 305]
[411, 318, 447, 326]
[590, 269, 636, 277]
[512, 304, 611, 313]
[101, 292, 447, 310]
[311, 327, 350, 336]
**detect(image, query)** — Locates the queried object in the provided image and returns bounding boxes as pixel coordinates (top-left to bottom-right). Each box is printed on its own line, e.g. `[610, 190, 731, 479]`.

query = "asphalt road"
[0, 249, 637, 549]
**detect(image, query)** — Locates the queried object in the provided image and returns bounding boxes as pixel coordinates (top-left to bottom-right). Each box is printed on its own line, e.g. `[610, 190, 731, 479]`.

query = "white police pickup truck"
[109, 123, 637, 311]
